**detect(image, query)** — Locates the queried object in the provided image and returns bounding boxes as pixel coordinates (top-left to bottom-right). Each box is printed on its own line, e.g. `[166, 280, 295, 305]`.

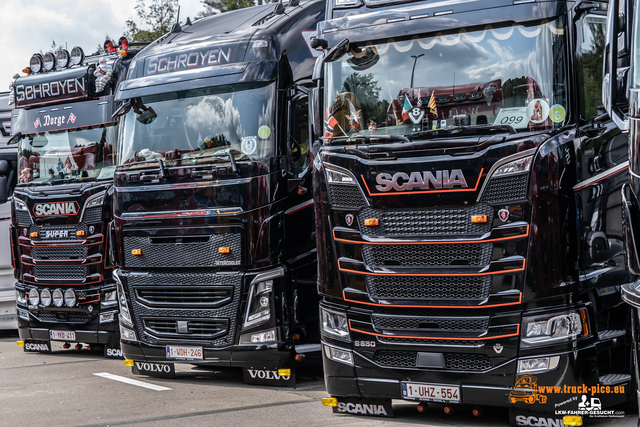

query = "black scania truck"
[7, 42, 142, 356]
[112, 2, 325, 385]
[311, 0, 636, 423]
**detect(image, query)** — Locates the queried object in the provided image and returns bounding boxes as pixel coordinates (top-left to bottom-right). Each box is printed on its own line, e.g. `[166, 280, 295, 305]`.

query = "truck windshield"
[118, 83, 274, 166]
[17, 124, 117, 185]
[324, 18, 568, 142]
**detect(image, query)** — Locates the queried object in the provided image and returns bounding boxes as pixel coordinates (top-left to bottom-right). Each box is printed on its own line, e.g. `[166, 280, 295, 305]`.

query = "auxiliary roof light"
[70, 46, 84, 66]
[42, 52, 56, 72]
[64, 288, 76, 308]
[104, 40, 116, 53]
[52, 289, 64, 308]
[56, 49, 70, 68]
[30, 54, 43, 73]
[118, 37, 129, 50]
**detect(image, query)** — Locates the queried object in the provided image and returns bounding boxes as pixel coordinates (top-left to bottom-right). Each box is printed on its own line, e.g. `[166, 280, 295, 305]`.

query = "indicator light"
[131, 249, 142, 256]
[16, 341, 24, 347]
[22, 67, 31, 74]
[30, 232, 38, 238]
[563, 416, 582, 426]
[63, 343, 71, 349]
[295, 354, 305, 362]
[76, 230, 85, 236]
[292, 333, 300, 341]
[297, 186, 307, 196]
[278, 369, 291, 377]
[364, 218, 379, 226]
[322, 397, 338, 407]
[124, 359, 134, 367]
[471, 215, 488, 223]
[218, 247, 231, 254]
[119, 50, 127, 57]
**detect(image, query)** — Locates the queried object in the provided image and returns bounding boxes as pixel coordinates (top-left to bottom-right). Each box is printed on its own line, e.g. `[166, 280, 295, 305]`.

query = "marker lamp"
[28, 288, 39, 306]
[30, 54, 43, 73]
[18, 309, 29, 321]
[102, 289, 117, 308]
[492, 155, 533, 178]
[320, 306, 350, 342]
[326, 168, 356, 185]
[40, 288, 52, 307]
[56, 49, 70, 68]
[100, 312, 117, 323]
[239, 327, 280, 345]
[120, 324, 137, 341]
[522, 311, 582, 346]
[517, 356, 560, 374]
[43, 52, 56, 72]
[70, 46, 84, 66]
[52, 288, 64, 307]
[323, 343, 354, 366]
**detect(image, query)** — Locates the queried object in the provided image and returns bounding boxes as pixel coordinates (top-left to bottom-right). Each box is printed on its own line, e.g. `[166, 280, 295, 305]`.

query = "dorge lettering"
[375, 169, 468, 192]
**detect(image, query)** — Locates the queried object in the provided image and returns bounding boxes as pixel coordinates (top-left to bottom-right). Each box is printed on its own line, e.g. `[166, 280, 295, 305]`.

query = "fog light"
[40, 288, 52, 307]
[28, 289, 39, 306]
[124, 359, 134, 367]
[323, 344, 354, 366]
[322, 397, 338, 407]
[52, 289, 64, 307]
[120, 324, 137, 341]
[278, 369, 291, 377]
[239, 327, 279, 345]
[100, 312, 116, 323]
[18, 309, 29, 320]
[64, 289, 76, 307]
[517, 356, 560, 374]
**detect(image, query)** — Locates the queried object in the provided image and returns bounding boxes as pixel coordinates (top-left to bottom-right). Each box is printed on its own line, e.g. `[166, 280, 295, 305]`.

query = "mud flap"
[333, 397, 394, 418]
[104, 346, 124, 359]
[509, 408, 567, 427]
[131, 361, 175, 379]
[242, 367, 296, 386]
[23, 340, 51, 353]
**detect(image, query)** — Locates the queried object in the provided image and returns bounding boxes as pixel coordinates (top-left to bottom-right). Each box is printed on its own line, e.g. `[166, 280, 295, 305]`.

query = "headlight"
[517, 356, 561, 374]
[522, 311, 584, 346]
[320, 306, 350, 342]
[40, 288, 52, 307]
[86, 194, 105, 209]
[28, 289, 40, 306]
[239, 327, 280, 345]
[52, 288, 64, 307]
[14, 199, 29, 211]
[100, 312, 117, 323]
[323, 343, 354, 366]
[64, 289, 76, 307]
[16, 290, 27, 305]
[326, 168, 357, 185]
[114, 272, 133, 327]
[492, 155, 533, 178]
[243, 268, 284, 329]
[119, 323, 137, 341]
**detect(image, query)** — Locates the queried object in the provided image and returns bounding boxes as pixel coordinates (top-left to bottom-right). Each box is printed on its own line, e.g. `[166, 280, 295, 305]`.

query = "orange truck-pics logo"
[509, 375, 548, 404]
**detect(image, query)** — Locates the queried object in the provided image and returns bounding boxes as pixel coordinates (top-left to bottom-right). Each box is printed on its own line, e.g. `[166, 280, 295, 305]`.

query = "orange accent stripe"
[339, 259, 525, 277]
[361, 169, 484, 197]
[574, 165, 629, 191]
[349, 320, 520, 341]
[333, 225, 529, 245]
[343, 290, 522, 309]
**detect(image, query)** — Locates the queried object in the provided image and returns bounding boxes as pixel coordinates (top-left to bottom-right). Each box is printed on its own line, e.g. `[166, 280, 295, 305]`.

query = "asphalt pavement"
[0, 330, 637, 427]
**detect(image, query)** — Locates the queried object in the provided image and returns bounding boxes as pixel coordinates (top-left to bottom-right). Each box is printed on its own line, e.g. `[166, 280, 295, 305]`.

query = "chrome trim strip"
[119, 207, 244, 219]
[115, 177, 251, 192]
[573, 161, 629, 190]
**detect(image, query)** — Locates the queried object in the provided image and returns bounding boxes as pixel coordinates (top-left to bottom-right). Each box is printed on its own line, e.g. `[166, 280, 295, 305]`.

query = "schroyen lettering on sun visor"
[142, 43, 246, 77]
[14, 66, 93, 108]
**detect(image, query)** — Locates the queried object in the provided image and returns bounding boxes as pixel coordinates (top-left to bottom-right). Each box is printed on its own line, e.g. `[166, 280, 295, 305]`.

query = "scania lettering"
[8, 40, 146, 353]
[112, 2, 325, 385]
[311, 0, 635, 423]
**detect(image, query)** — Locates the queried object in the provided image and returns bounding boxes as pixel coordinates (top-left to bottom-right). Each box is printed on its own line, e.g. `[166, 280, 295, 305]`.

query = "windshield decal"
[145, 46, 234, 76]
[241, 136, 258, 155]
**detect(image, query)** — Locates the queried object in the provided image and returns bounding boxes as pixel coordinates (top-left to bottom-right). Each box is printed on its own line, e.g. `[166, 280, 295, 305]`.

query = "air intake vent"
[365, 276, 491, 300]
[481, 174, 529, 203]
[327, 184, 366, 209]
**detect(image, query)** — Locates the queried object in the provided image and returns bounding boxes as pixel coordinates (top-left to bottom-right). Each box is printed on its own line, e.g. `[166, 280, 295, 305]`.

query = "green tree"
[580, 19, 606, 122]
[125, 0, 180, 43]
[197, 0, 255, 18]
[341, 72, 386, 125]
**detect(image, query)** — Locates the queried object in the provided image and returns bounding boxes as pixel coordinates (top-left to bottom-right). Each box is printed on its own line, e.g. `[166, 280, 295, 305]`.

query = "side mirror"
[603, 0, 631, 130]
[324, 39, 349, 63]
[310, 87, 323, 139]
[7, 131, 21, 145]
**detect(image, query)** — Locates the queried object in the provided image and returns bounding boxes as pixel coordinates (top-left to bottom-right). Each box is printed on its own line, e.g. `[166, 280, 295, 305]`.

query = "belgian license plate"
[49, 330, 76, 341]
[165, 345, 203, 360]
[401, 382, 460, 403]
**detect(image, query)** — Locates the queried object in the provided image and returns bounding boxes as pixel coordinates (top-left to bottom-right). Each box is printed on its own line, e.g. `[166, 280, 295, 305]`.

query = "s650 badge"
[498, 209, 510, 222]
[345, 214, 354, 226]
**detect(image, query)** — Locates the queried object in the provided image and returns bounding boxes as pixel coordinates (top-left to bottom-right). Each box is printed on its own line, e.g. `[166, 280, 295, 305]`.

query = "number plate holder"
[49, 330, 76, 341]
[401, 382, 461, 403]
[165, 345, 204, 360]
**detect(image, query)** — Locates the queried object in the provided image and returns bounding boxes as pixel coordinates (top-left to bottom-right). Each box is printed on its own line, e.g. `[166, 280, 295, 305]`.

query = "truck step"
[598, 374, 631, 385]
[598, 330, 626, 341]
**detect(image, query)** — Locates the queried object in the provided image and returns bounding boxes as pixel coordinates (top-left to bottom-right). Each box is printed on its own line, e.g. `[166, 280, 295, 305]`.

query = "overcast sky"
[0, 0, 209, 89]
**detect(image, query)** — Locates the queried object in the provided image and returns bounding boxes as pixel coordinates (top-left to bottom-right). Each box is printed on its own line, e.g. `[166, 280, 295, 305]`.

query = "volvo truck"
[0, 91, 17, 329]
[311, 0, 635, 424]
[112, 1, 325, 385]
[8, 41, 142, 356]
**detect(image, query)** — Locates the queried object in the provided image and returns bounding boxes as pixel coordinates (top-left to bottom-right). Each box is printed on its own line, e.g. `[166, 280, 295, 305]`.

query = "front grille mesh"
[365, 276, 492, 300]
[136, 287, 234, 308]
[373, 351, 492, 371]
[374, 351, 417, 367]
[35, 311, 92, 323]
[33, 266, 87, 280]
[143, 318, 229, 339]
[372, 316, 489, 331]
[359, 204, 493, 237]
[481, 174, 529, 203]
[379, 337, 485, 346]
[82, 206, 102, 223]
[327, 184, 366, 209]
[362, 243, 492, 268]
[32, 246, 88, 260]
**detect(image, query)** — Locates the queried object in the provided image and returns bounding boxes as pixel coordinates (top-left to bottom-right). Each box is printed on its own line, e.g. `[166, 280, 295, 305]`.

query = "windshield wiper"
[412, 125, 517, 139]
[324, 134, 411, 145]
[188, 152, 238, 173]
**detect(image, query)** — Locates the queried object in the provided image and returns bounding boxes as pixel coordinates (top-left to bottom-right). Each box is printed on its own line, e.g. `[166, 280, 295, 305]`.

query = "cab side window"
[0, 154, 17, 197]
[578, 14, 606, 123]
[288, 96, 310, 175]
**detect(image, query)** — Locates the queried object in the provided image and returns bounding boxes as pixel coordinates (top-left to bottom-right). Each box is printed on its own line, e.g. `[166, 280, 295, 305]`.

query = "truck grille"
[328, 184, 366, 209]
[34, 311, 92, 323]
[16, 210, 33, 226]
[480, 174, 529, 203]
[123, 233, 242, 268]
[373, 351, 492, 371]
[361, 243, 492, 268]
[82, 206, 102, 223]
[29, 224, 87, 240]
[365, 276, 491, 300]
[32, 246, 88, 260]
[33, 266, 87, 280]
[143, 318, 229, 339]
[379, 337, 485, 346]
[372, 315, 489, 332]
[135, 286, 234, 308]
[359, 204, 493, 237]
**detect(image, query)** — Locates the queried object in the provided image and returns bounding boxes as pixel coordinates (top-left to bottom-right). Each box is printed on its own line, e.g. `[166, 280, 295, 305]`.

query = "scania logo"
[336, 402, 388, 416]
[247, 369, 291, 381]
[24, 342, 50, 352]
[33, 202, 79, 217]
[135, 362, 172, 373]
[106, 348, 123, 357]
[375, 170, 469, 192]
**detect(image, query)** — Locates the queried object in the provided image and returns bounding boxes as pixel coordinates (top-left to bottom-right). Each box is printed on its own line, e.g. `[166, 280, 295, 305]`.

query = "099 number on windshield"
[493, 108, 529, 129]
[501, 116, 524, 125]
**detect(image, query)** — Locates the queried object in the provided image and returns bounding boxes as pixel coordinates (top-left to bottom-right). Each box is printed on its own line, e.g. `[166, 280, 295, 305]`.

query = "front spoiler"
[18, 324, 120, 346]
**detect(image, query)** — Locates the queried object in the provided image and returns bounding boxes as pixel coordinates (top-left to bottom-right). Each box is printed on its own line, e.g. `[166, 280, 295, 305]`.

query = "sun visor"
[14, 65, 95, 109]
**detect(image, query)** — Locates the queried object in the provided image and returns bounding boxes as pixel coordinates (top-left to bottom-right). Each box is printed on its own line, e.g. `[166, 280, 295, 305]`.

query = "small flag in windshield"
[57, 158, 64, 172]
[429, 91, 437, 115]
[64, 157, 72, 170]
[401, 96, 412, 122]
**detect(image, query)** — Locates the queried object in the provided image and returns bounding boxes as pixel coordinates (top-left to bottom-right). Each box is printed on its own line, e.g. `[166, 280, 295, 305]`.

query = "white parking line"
[93, 372, 172, 391]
